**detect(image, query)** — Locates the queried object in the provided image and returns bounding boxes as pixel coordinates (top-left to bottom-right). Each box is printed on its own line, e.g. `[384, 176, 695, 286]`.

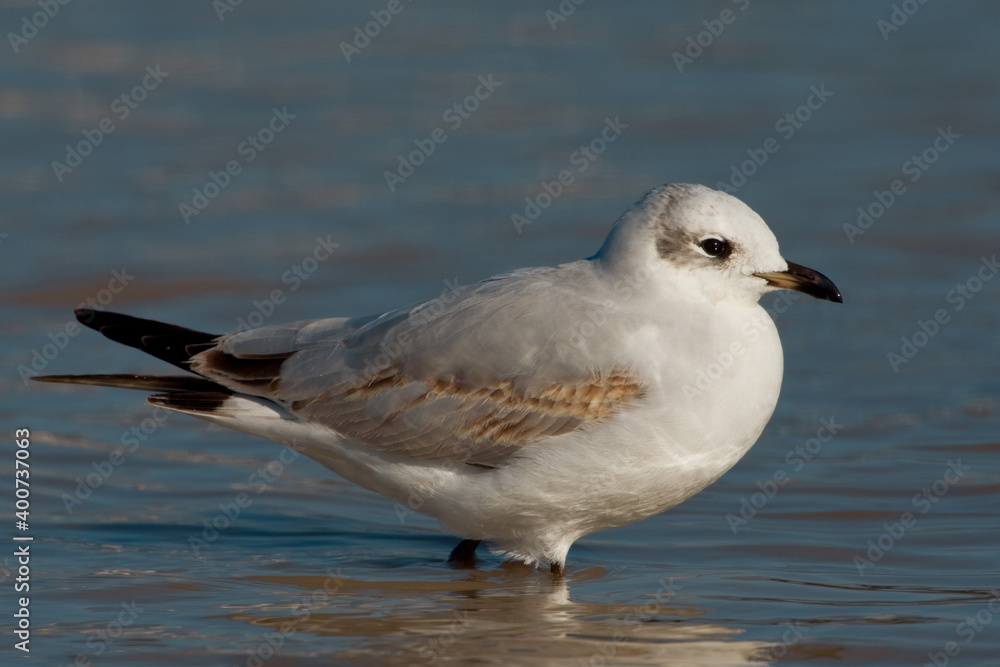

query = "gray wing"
[190, 263, 645, 466]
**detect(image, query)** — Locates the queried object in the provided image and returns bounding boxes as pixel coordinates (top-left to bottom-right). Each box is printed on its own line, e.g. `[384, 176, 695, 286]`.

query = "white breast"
[425, 301, 785, 564]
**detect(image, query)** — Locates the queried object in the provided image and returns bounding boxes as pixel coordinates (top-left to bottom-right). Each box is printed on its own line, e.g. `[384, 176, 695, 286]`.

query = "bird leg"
[447, 539, 480, 568]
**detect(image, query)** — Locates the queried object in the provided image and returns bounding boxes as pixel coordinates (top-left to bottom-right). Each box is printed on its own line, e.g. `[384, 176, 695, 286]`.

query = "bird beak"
[755, 262, 843, 303]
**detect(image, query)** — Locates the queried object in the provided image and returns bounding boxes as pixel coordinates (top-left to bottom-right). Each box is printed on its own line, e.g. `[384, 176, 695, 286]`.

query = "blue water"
[3, 1, 1000, 665]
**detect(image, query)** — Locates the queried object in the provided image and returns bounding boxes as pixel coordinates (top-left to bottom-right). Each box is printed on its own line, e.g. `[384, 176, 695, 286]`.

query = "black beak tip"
[803, 268, 843, 304]
[759, 262, 843, 304]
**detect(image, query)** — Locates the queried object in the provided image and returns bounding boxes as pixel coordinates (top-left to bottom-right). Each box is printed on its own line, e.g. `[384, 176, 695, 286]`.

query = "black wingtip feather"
[148, 391, 230, 414]
[75, 309, 219, 371]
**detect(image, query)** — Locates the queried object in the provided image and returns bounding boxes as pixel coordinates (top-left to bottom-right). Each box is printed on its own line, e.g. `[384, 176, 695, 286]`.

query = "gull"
[36, 183, 841, 575]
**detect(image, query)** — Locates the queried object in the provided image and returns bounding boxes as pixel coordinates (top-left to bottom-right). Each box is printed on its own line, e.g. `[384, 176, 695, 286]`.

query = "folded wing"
[50, 264, 645, 466]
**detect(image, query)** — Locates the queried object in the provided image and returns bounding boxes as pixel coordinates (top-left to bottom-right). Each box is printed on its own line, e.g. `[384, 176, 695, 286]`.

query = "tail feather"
[35, 311, 274, 420]
[32, 373, 231, 394]
[148, 391, 231, 414]
[74, 308, 219, 371]
[34, 311, 234, 404]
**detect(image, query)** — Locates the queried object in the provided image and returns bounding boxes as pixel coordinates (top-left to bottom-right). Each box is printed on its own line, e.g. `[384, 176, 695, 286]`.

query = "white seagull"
[37, 183, 841, 575]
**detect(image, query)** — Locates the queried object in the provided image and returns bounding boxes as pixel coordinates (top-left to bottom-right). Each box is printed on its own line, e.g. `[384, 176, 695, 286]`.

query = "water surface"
[2, 2, 999, 665]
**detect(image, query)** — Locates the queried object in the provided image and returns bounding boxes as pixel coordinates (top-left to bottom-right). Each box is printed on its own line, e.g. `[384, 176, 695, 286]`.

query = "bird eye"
[699, 237, 731, 258]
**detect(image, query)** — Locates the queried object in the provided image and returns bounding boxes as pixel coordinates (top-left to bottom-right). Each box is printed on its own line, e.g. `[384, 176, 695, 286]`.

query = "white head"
[593, 183, 841, 306]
